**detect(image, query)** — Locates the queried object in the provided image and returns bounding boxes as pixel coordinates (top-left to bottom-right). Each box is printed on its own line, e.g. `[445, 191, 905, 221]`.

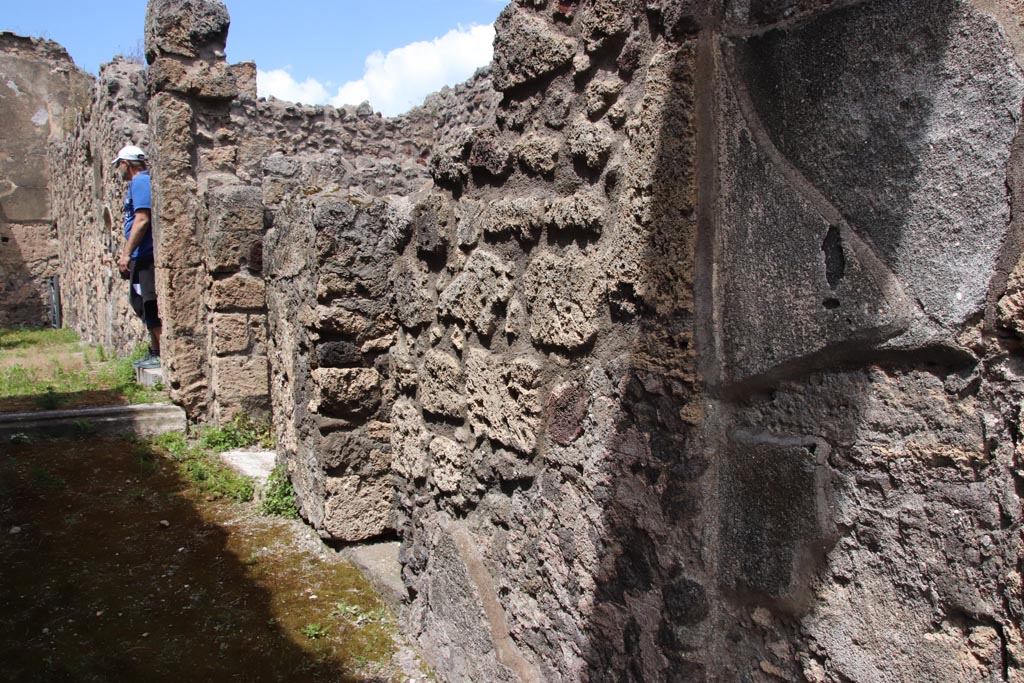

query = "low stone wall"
[0, 33, 92, 328]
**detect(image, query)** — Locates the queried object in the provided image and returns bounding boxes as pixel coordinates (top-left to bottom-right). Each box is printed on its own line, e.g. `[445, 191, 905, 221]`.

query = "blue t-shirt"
[123, 171, 153, 259]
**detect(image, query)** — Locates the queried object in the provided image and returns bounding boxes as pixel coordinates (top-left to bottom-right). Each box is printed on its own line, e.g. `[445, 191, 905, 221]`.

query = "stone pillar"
[145, 0, 269, 421]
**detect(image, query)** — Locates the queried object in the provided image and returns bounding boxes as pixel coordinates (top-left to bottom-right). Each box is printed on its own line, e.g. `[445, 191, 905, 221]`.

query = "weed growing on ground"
[146, 419, 276, 503]
[300, 623, 329, 640]
[197, 415, 275, 452]
[259, 466, 298, 518]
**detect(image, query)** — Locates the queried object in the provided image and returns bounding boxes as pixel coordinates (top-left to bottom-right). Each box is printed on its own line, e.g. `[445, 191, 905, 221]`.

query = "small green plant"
[147, 430, 254, 502]
[197, 415, 274, 452]
[95, 345, 107, 362]
[259, 466, 298, 518]
[300, 622, 329, 640]
[30, 464, 66, 490]
[72, 419, 97, 435]
[35, 386, 63, 410]
[10, 433, 31, 445]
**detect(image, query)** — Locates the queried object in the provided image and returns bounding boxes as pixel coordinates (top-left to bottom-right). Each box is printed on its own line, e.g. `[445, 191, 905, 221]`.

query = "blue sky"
[4, 0, 505, 115]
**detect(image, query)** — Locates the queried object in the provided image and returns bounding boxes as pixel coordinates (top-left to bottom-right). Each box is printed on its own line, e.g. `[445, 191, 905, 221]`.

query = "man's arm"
[118, 208, 152, 276]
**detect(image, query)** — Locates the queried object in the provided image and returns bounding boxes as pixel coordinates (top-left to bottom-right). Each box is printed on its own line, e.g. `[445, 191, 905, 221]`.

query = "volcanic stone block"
[309, 367, 382, 418]
[430, 435, 466, 493]
[319, 429, 390, 477]
[523, 249, 604, 350]
[145, 0, 229, 60]
[515, 134, 559, 176]
[466, 348, 544, 454]
[323, 474, 391, 542]
[210, 273, 266, 310]
[419, 350, 465, 419]
[566, 118, 615, 171]
[391, 398, 430, 481]
[547, 192, 606, 235]
[492, 4, 577, 91]
[392, 256, 434, 329]
[718, 432, 833, 606]
[480, 197, 546, 242]
[204, 184, 264, 274]
[468, 128, 513, 177]
[438, 248, 513, 336]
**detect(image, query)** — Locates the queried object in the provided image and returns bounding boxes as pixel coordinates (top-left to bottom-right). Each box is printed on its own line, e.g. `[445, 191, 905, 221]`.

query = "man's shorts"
[129, 256, 160, 329]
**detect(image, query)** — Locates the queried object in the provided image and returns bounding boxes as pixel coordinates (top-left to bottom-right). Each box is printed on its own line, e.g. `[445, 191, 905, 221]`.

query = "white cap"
[112, 144, 147, 166]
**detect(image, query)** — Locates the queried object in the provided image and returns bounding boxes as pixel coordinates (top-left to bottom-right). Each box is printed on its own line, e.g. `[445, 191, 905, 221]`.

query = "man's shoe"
[132, 351, 160, 369]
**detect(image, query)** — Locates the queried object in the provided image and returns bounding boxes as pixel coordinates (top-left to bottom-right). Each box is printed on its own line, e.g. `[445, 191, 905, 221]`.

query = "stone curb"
[0, 403, 186, 442]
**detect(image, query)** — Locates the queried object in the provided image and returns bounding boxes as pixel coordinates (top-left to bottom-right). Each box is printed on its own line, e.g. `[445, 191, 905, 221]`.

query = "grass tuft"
[259, 466, 298, 518]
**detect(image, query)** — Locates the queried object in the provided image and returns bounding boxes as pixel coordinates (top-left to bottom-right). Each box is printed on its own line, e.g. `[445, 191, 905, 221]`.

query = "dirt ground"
[0, 436, 430, 683]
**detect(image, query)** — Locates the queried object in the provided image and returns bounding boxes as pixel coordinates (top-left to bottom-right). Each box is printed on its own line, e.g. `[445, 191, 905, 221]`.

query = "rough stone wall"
[49, 59, 150, 353]
[0, 33, 92, 328]
[386, 1, 1024, 682]
[260, 73, 498, 542]
[144, 0, 498, 426]
[40, 0, 1024, 680]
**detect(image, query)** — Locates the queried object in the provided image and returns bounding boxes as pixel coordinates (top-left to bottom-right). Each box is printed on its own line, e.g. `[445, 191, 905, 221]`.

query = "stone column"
[145, 0, 268, 421]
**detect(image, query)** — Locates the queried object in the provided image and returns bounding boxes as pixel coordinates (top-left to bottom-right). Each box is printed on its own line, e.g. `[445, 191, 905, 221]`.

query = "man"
[113, 144, 161, 370]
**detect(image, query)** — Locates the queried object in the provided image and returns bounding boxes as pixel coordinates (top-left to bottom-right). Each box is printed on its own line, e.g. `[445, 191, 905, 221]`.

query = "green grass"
[147, 417, 276, 504]
[259, 466, 298, 518]
[0, 327, 79, 350]
[0, 327, 164, 410]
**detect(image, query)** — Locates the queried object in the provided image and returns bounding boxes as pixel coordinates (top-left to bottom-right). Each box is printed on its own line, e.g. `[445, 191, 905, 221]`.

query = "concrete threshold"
[0, 403, 186, 442]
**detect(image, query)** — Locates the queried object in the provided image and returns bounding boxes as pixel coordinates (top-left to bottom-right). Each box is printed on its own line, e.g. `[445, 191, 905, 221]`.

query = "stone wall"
[41, 0, 1024, 681]
[386, 0, 1024, 681]
[50, 59, 150, 353]
[0, 33, 92, 328]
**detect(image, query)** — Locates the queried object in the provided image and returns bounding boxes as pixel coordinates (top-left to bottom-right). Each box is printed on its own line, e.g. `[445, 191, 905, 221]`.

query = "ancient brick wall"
[0, 33, 92, 328]
[49, 59, 150, 353]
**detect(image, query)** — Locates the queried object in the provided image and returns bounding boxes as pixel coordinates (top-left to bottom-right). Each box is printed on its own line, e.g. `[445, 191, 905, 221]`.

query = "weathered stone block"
[514, 134, 559, 176]
[566, 118, 614, 171]
[210, 273, 266, 310]
[492, 5, 577, 91]
[392, 255, 434, 329]
[547, 192, 606, 235]
[309, 367, 382, 417]
[438, 248, 513, 337]
[212, 312, 250, 354]
[719, 432, 833, 606]
[204, 184, 264, 274]
[480, 197, 546, 242]
[323, 475, 391, 542]
[523, 249, 604, 350]
[213, 354, 269, 401]
[468, 128, 513, 177]
[466, 348, 544, 454]
[145, 0, 229, 60]
[419, 350, 465, 418]
[391, 398, 430, 481]
[429, 435, 465, 493]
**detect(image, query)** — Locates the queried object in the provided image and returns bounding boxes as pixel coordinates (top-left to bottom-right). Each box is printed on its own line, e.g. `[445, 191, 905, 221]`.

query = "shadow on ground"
[0, 436, 397, 683]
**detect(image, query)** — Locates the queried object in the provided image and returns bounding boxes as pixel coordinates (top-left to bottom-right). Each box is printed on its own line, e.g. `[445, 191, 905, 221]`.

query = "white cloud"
[257, 24, 494, 117]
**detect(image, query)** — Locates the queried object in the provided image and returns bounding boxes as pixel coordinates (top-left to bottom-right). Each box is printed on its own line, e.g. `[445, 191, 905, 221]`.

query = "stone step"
[136, 365, 164, 388]
[0, 403, 186, 442]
